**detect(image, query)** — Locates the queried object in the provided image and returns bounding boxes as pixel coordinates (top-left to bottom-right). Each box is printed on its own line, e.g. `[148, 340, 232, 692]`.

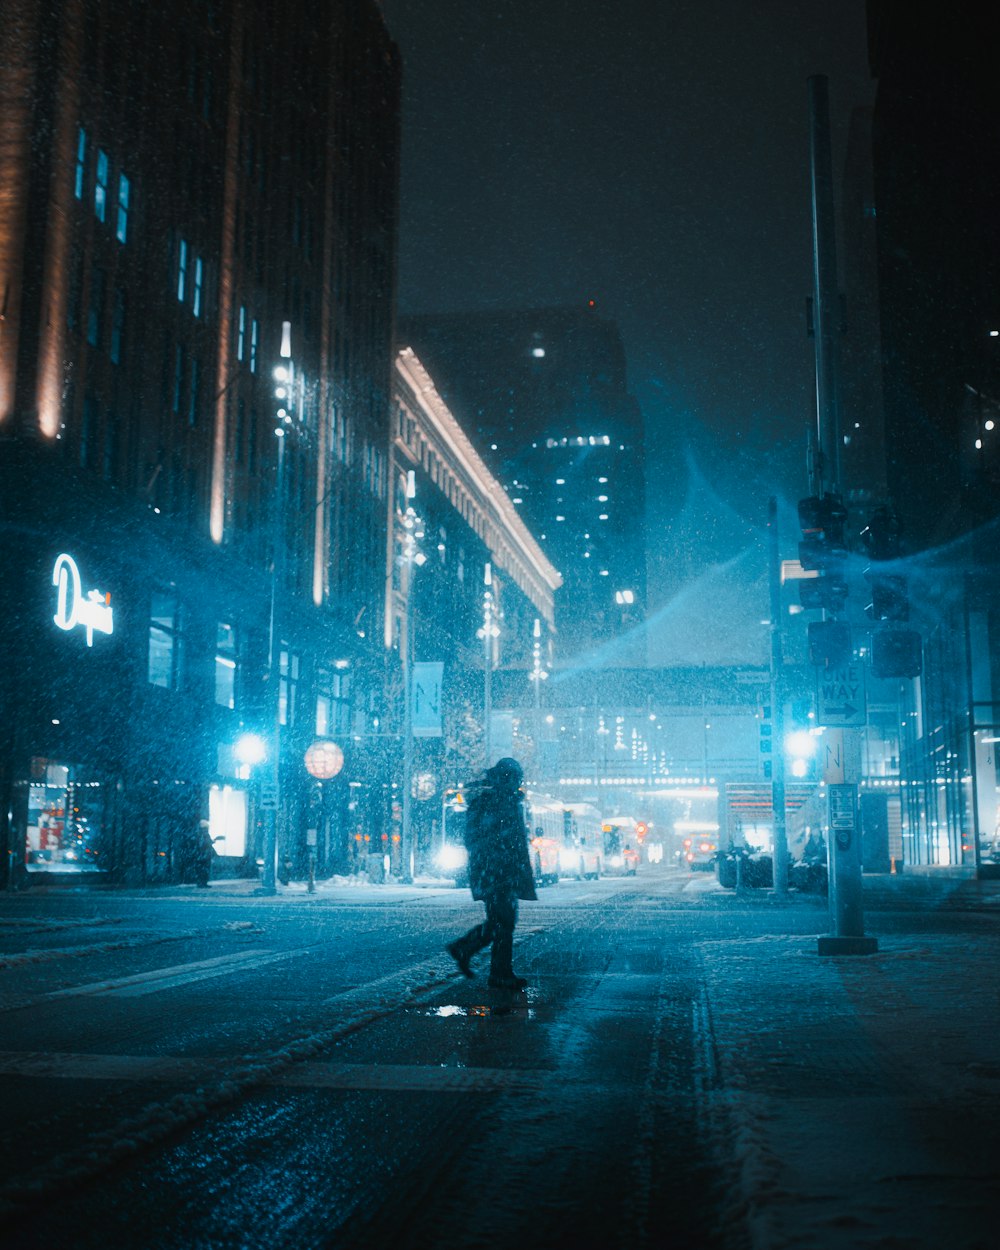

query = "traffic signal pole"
[807, 76, 877, 955]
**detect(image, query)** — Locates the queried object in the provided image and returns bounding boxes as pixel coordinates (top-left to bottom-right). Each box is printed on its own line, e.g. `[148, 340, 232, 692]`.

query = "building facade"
[398, 305, 647, 665]
[863, 2, 1000, 873]
[0, 0, 401, 885]
[388, 348, 561, 872]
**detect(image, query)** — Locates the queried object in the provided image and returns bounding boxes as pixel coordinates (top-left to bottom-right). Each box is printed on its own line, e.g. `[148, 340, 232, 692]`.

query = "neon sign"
[52, 553, 114, 646]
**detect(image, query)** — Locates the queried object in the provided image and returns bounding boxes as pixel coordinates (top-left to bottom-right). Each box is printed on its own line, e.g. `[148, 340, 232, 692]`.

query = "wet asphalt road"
[0, 870, 824, 1249]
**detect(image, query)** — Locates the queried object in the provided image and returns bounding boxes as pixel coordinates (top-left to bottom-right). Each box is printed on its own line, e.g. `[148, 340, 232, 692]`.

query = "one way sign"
[818, 661, 866, 727]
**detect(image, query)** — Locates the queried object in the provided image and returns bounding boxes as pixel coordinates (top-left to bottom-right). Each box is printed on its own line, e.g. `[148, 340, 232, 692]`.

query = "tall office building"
[868, 1, 1000, 547]
[0, 0, 400, 884]
[398, 304, 647, 663]
[864, 2, 1000, 872]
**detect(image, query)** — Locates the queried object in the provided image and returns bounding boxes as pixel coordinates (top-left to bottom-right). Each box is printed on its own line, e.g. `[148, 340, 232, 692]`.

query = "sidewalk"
[696, 883, 1000, 1250]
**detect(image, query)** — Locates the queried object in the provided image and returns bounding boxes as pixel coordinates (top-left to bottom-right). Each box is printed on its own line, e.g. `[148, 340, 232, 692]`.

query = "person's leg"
[487, 894, 524, 986]
[447, 904, 494, 977]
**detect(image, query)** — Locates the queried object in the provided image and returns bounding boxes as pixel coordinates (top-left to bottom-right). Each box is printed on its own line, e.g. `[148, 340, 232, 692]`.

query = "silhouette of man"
[446, 757, 536, 989]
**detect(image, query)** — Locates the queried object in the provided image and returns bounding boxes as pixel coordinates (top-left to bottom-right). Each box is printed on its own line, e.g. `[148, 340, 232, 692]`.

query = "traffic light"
[861, 506, 908, 621]
[871, 627, 922, 679]
[797, 494, 848, 613]
[807, 619, 852, 668]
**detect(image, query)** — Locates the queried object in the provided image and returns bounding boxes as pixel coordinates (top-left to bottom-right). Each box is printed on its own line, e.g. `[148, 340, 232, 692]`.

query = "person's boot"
[446, 934, 476, 978]
[487, 972, 528, 990]
[487, 931, 526, 989]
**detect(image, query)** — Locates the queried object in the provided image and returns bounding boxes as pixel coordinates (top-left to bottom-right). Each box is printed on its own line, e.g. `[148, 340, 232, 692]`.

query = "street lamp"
[259, 322, 294, 895]
[234, 732, 267, 780]
[529, 617, 548, 778]
[477, 562, 500, 766]
[399, 470, 426, 883]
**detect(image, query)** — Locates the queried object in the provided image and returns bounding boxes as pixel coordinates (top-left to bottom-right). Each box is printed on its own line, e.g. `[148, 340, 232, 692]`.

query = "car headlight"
[436, 845, 467, 871]
[609, 854, 624, 867]
[559, 848, 578, 870]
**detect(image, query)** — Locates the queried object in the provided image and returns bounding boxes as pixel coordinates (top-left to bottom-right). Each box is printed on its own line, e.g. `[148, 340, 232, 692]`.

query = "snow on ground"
[699, 930, 1000, 1250]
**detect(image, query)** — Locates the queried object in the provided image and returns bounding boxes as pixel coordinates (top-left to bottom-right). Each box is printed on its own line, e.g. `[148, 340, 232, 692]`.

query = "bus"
[561, 802, 604, 879]
[601, 817, 641, 876]
[523, 791, 563, 886]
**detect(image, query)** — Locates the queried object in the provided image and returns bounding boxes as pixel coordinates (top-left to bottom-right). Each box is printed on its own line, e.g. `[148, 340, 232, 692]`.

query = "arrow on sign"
[823, 704, 857, 720]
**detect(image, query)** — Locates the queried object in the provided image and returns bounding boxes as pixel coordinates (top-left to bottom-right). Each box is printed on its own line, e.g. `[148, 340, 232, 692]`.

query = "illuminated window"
[177, 238, 188, 302]
[213, 623, 238, 708]
[209, 785, 246, 858]
[279, 647, 300, 726]
[95, 149, 108, 222]
[237, 305, 246, 361]
[316, 666, 351, 736]
[116, 174, 130, 243]
[250, 318, 258, 372]
[74, 128, 87, 199]
[193, 256, 203, 317]
[148, 590, 185, 690]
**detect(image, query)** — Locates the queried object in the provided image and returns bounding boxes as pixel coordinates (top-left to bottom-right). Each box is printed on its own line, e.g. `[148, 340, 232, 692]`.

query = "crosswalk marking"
[42, 947, 308, 999]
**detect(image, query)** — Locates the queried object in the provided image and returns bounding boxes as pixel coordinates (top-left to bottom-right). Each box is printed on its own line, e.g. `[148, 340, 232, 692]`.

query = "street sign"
[829, 783, 856, 830]
[259, 781, 278, 811]
[818, 661, 866, 727]
[822, 728, 845, 782]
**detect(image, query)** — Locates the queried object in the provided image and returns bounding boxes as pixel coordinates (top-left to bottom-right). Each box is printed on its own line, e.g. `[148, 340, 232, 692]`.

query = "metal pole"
[401, 558, 414, 883]
[808, 79, 876, 954]
[768, 496, 789, 894]
[483, 563, 493, 767]
[808, 74, 841, 496]
[260, 424, 284, 896]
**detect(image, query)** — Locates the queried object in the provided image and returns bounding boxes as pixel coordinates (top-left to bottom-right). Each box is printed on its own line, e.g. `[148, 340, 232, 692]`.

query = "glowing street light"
[259, 322, 294, 895]
[399, 470, 425, 883]
[477, 563, 500, 765]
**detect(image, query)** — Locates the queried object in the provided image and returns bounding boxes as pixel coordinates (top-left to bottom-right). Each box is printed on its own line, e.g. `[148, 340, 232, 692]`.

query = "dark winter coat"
[464, 776, 537, 903]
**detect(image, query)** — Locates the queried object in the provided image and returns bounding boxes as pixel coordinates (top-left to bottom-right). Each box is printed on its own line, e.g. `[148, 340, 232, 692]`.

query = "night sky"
[380, 0, 874, 660]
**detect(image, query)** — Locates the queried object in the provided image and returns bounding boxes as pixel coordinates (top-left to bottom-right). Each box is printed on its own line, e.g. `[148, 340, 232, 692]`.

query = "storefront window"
[25, 760, 105, 873]
[209, 784, 246, 857]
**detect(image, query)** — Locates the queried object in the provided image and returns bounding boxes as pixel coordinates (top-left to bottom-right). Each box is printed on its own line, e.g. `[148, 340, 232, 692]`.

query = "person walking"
[446, 757, 536, 990]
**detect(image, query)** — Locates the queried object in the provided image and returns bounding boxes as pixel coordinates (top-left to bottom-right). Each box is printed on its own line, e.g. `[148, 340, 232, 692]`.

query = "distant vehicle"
[523, 792, 563, 886]
[435, 788, 469, 887]
[681, 832, 718, 871]
[604, 815, 661, 867]
[562, 802, 603, 879]
[601, 820, 639, 876]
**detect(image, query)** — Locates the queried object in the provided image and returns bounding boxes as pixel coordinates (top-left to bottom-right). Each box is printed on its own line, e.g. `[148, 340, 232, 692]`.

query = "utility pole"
[808, 75, 877, 955]
[480, 564, 497, 767]
[399, 470, 424, 884]
[258, 322, 294, 896]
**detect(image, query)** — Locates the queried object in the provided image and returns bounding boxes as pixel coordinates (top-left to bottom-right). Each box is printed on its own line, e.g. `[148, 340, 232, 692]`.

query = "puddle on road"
[419, 1003, 539, 1019]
